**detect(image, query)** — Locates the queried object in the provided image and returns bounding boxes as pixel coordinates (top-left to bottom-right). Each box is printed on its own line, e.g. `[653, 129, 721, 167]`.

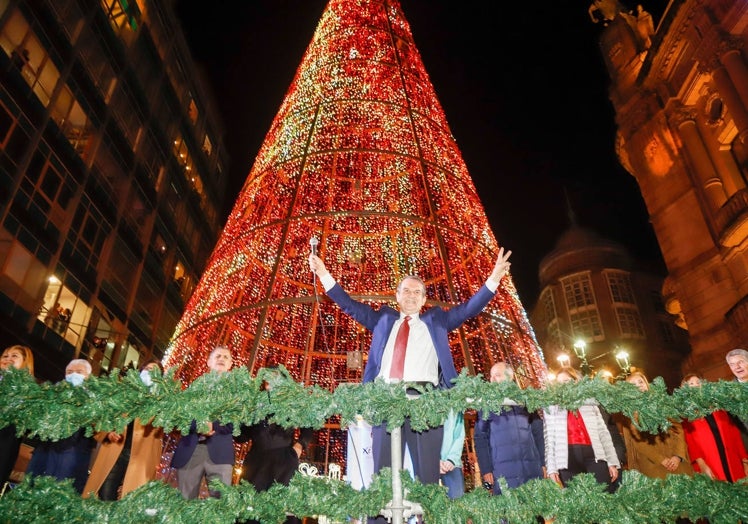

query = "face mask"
[65, 372, 85, 387]
[140, 369, 153, 387]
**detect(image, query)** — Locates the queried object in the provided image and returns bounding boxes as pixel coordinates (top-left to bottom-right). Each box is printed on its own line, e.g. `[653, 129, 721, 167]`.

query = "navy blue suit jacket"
[171, 420, 235, 468]
[326, 282, 496, 389]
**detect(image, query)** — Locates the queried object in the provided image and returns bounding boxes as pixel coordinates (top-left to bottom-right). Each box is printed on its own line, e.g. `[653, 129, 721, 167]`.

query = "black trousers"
[559, 444, 616, 493]
[368, 417, 443, 523]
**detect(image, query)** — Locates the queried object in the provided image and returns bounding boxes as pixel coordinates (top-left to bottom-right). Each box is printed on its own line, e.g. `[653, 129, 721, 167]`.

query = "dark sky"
[175, 0, 669, 305]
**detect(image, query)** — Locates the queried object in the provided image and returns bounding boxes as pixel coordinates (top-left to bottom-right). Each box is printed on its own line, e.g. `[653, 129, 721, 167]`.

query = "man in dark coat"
[474, 362, 544, 494]
[237, 370, 314, 524]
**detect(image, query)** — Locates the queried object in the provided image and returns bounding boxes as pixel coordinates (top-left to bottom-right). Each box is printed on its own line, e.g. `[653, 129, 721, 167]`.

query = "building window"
[100, 0, 139, 33]
[616, 306, 645, 338]
[203, 134, 213, 157]
[657, 319, 676, 344]
[562, 272, 595, 309]
[37, 274, 93, 349]
[67, 197, 111, 274]
[540, 288, 557, 324]
[0, 9, 60, 106]
[606, 270, 636, 304]
[22, 147, 76, 229]
[570, 309, 604, 341]
[188, 95, 198, 124]
[562, 273, 603, 341]
[650, 291, 666, 313]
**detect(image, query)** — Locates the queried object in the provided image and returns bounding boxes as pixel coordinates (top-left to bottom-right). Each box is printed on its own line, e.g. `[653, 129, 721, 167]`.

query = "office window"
[21, 147, 76, 229]
[77, 24, 118, 101]
[100, 0, 138, 33]
[0, 10, 60, 106]
[68, 197, 111, 274]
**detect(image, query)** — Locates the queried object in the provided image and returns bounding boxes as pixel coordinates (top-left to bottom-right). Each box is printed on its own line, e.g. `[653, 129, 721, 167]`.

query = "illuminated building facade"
[530, 223, 692, 388]
[598, 0, 748, 378]
[0, 0, 228, 380]
[163, 0, 547, 471]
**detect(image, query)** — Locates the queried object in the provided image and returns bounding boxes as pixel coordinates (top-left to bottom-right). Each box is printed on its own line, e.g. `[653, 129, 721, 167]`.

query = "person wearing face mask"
[83, 360, 165, 500]
[26, 359, 95, 493]
[0, 345, 35, 491]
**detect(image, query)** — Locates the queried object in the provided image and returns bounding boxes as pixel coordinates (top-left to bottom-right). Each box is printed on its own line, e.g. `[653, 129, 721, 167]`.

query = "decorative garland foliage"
[1, 366, 747, 437]
[2, 468, 746, 523]
[1, 366, 747, 522]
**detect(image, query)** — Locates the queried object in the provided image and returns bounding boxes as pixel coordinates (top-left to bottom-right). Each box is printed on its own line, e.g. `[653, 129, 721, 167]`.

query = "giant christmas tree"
[164, 0, 547, 468]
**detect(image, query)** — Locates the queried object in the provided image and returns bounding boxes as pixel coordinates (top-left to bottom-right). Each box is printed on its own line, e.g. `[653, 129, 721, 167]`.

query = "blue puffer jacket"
[474, 404, 545, 494]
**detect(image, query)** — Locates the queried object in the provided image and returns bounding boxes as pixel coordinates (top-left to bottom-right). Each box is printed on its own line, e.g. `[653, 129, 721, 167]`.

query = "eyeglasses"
[399, 288, 424, 296]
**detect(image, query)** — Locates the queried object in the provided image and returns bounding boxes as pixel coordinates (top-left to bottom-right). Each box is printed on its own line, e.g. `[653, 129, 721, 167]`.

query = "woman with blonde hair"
[0, 345, 35, 488]
[617, 370, 692, 478]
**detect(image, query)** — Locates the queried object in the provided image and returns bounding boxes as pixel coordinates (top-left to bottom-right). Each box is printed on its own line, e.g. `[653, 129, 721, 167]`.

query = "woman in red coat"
[681, 373, 748, 482]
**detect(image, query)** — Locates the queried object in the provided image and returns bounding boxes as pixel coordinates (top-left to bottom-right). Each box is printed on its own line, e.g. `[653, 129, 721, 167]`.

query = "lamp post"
[615, 349, 631, 377]
[573, 339, 592, 376]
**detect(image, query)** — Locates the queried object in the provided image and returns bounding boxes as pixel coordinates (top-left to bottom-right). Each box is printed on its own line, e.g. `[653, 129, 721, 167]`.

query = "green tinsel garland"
[0, 366, 746, 523]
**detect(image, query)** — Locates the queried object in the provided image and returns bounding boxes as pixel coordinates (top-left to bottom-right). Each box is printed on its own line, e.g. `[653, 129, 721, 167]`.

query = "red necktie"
[390, 315, 411, 380]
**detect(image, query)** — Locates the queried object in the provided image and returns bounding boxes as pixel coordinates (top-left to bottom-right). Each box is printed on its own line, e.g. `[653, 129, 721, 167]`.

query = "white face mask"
[65, 372, 85, 387]
[140, 369, 153, 387]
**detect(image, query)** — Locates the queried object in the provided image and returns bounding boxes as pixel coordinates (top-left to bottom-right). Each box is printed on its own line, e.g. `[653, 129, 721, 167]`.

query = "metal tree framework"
[163, 0, 547, 472]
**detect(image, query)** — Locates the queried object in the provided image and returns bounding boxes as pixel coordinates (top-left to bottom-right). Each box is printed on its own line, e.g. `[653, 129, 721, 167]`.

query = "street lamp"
[572, 339, 592, 376]
[615, 349, 631, 376]
[557, 353, 570, 367]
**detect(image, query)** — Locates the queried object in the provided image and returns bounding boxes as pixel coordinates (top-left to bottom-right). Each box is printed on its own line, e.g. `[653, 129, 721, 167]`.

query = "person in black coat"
[473, 362, 545, 495]
[237, 369, 314, 524]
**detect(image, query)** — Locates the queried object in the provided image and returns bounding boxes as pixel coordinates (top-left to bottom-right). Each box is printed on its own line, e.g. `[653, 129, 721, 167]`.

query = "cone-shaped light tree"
[163, 0, 547, 466]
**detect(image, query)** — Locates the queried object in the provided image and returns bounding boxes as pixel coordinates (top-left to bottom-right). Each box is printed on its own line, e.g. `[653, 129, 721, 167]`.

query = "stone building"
[597, 0, 748, 379]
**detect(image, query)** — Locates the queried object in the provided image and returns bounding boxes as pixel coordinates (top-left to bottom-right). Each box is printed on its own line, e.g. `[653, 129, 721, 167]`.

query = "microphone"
[310, 237, 319, 256]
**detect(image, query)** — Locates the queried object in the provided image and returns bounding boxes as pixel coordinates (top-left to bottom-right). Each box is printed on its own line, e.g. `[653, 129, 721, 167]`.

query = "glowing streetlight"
[615, 349, 631, 376]
[573, 339, 587, 359]
[573, 339, 592, 376]
[557, 353, 570, 367]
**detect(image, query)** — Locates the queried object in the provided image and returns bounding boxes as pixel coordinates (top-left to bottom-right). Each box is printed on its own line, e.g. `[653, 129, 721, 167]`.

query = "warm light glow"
[573, 339, 587, 358]
[557, 353, 570, 366]
[159, 0, 548, 480]
[598, 369, 613, 379]
[48, 275, 60, 284]
[615, 350, 631, 373]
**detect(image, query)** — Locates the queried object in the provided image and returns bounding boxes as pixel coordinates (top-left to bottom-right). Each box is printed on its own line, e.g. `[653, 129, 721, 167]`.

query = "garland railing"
[0, 366, 746, 523]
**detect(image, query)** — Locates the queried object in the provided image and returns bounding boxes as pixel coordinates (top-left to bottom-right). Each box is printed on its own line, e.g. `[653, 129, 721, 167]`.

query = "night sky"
[175, 0, 670, 305]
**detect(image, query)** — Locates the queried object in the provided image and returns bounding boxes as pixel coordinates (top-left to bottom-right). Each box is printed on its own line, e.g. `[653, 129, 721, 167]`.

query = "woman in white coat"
[544, 367, 620, 492]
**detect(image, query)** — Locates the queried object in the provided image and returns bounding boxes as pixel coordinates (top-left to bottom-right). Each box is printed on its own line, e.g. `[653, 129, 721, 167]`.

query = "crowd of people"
[0, 246, 746, 523]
